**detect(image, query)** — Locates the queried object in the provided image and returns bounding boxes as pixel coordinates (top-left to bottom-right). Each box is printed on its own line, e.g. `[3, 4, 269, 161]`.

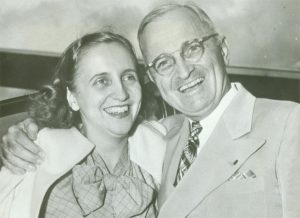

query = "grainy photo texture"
[0, 1, 299, 218]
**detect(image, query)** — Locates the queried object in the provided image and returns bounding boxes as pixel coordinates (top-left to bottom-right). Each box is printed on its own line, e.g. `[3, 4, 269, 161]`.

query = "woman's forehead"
[75, 43, 136, 79]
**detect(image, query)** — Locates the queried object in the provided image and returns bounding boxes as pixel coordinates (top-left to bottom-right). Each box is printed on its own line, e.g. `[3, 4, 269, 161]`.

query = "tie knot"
[191, 121, 202, 136]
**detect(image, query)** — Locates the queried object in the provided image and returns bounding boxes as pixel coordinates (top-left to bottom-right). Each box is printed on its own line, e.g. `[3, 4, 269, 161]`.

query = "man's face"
[140, 9, 230, 120]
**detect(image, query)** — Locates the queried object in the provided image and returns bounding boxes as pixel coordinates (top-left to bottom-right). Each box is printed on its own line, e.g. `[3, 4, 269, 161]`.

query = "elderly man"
[1, 3, 300, 218]
[135, 4, 300, 218]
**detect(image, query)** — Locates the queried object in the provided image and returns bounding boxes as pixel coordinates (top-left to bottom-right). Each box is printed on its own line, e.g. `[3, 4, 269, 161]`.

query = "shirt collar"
[86, 143, 130, 176]
[189, 82, 238, 128]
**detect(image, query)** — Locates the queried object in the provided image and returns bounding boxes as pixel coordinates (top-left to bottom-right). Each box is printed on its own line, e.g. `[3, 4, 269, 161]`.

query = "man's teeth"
[105, 105, 129, 113]
[178, 77, 204, 92]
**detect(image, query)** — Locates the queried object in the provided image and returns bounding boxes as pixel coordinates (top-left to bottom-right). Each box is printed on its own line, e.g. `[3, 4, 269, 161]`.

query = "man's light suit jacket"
[158, 84, 300, 218]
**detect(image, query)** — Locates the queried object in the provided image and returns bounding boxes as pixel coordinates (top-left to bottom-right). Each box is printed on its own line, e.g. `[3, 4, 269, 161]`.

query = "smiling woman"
[30, 32, 142, 131]
[65, 42, 142, 138]
[0, 31, 166, 218]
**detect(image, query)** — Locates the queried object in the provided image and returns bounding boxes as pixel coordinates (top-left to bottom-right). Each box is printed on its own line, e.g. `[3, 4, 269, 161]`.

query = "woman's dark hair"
[29, 31, 140, 128]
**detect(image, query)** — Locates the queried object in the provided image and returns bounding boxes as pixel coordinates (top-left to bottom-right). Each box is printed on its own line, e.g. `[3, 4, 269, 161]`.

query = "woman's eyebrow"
[89, 72, 108, 83]
[122, 68, 136, 74]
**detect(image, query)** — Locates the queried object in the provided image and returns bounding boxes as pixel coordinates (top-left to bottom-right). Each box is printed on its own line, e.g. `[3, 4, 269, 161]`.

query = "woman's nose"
[112, 82, 129, 101]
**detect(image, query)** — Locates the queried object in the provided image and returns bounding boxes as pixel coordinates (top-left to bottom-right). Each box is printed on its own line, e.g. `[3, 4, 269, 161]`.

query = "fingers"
[2, 148, 36, 174]
[7, 124, 44, 158]
[1, 125, 45, 172]
[3, 136, 41, 166]
[2, 157, 26, 175]
[18, 118, 39, 141]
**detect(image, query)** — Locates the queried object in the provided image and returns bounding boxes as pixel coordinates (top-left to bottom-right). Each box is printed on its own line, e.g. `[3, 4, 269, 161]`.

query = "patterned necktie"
[174, 121, 202, 186]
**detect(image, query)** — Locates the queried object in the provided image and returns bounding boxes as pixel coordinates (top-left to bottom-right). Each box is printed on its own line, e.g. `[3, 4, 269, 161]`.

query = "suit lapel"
[222, 83, 257, 139]
[158, 84, 267, 218]
[158, 118, 190, 207]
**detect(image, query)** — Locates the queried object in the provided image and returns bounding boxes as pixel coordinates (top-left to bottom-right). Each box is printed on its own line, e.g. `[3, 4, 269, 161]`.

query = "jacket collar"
[222, 83, 256, 139]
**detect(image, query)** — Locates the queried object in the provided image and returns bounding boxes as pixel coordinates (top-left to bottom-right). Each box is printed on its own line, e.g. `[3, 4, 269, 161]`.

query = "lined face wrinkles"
[141, 11, 209, 65]
[140, 8, 230, 120]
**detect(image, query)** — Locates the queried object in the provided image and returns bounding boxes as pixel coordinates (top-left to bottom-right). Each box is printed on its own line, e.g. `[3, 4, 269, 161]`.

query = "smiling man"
[137, 3, 300, 218]
[138, 7, 230, 121]
[1, 2, 300, 218]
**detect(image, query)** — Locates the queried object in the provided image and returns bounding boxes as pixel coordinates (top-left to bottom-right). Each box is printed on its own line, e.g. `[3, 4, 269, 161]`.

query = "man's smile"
[177, 77, 205, 93]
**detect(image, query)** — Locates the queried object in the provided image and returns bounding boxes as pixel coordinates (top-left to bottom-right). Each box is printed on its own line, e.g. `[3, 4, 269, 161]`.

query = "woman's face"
[68, 42, 142, 138]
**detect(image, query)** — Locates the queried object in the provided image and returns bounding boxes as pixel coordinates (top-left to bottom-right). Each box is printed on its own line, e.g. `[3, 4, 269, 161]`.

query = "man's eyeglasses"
[147, 33, 219, 76]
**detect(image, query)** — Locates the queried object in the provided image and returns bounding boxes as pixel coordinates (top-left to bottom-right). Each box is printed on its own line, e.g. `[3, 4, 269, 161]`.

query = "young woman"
[0, 32, 166, 218]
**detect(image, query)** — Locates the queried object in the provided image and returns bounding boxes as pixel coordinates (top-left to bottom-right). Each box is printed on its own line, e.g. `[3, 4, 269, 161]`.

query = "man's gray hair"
[137, 2, 217, 45]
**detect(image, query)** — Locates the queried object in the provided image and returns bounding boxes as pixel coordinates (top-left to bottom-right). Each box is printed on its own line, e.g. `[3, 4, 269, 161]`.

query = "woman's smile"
[103, 104, 130, 119]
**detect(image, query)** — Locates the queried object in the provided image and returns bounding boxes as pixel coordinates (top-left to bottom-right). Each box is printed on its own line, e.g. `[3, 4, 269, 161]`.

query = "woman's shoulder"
[37, 127, 78, 144]
[129, 120, 167, 150]
[129, 121, 167, 183]
[35, 127, 93, 174]
[134, 115, 185, 135]
[135, 120, 168, 136]
[159, 114, 185, 132]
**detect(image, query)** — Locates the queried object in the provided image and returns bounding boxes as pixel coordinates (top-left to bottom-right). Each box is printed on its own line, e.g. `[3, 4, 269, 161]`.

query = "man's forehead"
[141, 10, 208, 62]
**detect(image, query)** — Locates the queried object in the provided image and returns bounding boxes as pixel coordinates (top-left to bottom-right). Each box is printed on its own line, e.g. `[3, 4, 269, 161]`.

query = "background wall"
[0, 0, 299, 69]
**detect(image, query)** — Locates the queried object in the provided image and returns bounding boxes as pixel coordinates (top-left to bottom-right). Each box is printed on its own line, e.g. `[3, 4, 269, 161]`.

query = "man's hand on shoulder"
[0, 118, 45, 174]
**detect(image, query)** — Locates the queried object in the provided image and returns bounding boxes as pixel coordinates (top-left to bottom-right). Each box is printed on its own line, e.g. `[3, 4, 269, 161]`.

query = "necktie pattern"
[174, 121, 202, 186]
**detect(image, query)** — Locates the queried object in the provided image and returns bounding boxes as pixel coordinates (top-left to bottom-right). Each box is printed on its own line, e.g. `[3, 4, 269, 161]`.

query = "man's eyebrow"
[156, 40, 193, 58]
[154, 52, 172, 60]
[153, 53, 163, 61]
[181, 38, 199, 48]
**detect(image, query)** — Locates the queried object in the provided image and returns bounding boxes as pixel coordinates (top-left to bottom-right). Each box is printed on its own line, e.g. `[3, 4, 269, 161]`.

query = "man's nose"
[175, 55, 194, 79]
[112, 81, 129, 101]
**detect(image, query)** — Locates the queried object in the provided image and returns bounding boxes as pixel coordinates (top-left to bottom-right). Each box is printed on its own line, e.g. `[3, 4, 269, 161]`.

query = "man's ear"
[66, 88, 80, 111]
[220, 36, 230, 65]
[146, 70, 155, 83]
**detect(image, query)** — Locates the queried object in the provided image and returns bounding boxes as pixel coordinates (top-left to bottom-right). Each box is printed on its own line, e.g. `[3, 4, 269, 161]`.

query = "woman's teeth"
[104, 105, 129, 114]
[178, 77, 204, 93]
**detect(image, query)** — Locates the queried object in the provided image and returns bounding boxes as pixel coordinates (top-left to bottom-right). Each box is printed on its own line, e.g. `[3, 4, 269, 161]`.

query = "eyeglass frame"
[146, 33, 219, 76]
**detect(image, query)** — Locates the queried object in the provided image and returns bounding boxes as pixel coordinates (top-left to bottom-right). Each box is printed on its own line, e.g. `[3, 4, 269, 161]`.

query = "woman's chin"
[107, 125, 133, 138]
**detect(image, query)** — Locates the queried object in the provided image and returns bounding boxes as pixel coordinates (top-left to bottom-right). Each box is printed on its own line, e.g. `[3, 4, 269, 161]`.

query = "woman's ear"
[66, 88, 80, 111]
[220, 36, 230, 65]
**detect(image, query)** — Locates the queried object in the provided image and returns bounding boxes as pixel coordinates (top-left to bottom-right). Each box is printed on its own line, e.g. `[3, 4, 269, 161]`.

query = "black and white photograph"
[0, 0, 300, 217]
